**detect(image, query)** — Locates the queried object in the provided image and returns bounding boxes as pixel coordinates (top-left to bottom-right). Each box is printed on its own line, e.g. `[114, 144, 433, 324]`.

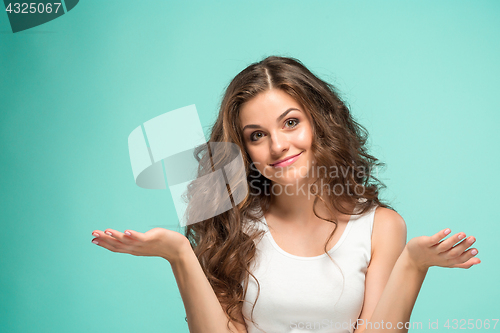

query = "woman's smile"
[270, 151, 303, 168]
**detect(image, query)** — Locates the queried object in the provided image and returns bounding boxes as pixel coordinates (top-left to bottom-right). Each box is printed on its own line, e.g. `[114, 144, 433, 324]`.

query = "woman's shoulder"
[371, 206, 407, 256]
[373, 207, 405, 225]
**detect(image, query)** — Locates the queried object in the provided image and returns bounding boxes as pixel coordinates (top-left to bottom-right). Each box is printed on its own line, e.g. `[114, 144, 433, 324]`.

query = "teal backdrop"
[1, 1, 498, 332]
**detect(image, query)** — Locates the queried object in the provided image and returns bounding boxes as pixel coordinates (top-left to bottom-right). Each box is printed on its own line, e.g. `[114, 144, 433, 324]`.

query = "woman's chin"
[271, 177, 310, 188]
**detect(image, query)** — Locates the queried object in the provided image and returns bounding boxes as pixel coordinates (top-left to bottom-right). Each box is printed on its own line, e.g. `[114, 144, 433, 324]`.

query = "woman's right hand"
[91, 227, 192, 264]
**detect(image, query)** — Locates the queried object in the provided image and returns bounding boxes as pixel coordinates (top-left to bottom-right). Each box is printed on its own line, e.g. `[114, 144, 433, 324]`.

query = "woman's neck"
[267, 179, 356, 227]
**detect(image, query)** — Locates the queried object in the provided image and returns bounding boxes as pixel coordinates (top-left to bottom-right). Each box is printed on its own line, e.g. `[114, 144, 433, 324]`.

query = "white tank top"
[241, 205, 377, 333]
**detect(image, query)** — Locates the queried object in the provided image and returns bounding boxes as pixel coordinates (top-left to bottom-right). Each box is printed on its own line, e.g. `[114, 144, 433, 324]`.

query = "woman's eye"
[285, 118, 299, 128]
[249, 119, 299, 142]
[250, 132, 263, 142]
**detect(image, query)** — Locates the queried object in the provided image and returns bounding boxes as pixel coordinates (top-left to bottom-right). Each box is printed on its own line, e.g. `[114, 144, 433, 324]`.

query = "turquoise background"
[1, 1, 498, 332]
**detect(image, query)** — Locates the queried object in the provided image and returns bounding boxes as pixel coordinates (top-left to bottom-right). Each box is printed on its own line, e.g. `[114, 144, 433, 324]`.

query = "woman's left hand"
[404, 228, 481, 271]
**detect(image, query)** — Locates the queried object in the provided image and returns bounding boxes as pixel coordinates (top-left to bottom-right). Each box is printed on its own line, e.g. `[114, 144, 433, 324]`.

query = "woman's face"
[239, 89, 315, 188]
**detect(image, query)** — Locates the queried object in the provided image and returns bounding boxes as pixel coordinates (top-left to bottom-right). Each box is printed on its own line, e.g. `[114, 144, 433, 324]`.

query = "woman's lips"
[270, 152, 303, 168]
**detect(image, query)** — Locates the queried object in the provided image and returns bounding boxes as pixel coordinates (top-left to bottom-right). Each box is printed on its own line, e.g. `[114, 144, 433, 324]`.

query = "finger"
[91, 235, 126, 253]
[91, 230, 102, 245]
[123, 229, 144, 241]
[443, 236, 476, 259]
[448, 247, 479, 267]
[92, 229, 127, 249]
[435, 232, 467, 253]
[450, 257, 481, 269]
[103, 228, 137, 245]
[429, 228, 452, 245]
[103, 228, 123, 239]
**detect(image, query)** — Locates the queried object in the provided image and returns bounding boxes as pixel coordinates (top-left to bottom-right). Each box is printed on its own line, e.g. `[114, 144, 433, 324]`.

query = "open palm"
[405, 228, 480, 270]
[91, 227, 191, 263]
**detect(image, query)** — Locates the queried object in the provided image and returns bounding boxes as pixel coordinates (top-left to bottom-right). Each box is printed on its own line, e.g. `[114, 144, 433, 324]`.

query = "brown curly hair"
[183, 56, 394, 332]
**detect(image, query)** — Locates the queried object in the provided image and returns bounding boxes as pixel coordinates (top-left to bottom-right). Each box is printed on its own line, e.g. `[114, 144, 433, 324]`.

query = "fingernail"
[92, 240, 99, 245]
[92, 233, 99, 237]
[105, 231, 112, 236]
[468, 237, 475, 243]
[444, 228, 451, 235]
[471, 249, 478, 255]
[458, 233, 465, 239]
[125, 231, 131, 236]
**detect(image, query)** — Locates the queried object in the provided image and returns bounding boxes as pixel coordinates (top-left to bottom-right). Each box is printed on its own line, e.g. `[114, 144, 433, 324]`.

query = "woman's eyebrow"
[242, 108, 300, 131]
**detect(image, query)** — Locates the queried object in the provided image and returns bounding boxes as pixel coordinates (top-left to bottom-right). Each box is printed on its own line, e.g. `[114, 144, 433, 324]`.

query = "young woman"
[91, 56, 481, 333]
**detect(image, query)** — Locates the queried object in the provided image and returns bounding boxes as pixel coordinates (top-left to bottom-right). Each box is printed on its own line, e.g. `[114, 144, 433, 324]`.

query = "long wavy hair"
[183, 56, 394, 332]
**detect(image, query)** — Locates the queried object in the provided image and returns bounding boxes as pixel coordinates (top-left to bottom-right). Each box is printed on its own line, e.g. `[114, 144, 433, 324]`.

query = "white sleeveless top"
[241, 205, 377, 333]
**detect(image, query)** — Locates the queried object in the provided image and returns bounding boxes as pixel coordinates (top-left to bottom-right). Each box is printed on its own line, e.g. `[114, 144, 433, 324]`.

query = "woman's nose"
[269, 131, 289, 154]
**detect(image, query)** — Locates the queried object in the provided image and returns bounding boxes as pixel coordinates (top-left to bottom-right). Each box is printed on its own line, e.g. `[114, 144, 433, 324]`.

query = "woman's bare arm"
[354, 213, 480, 333]
[354, 208, 407, 333]
[360, 247, 428, 333]
[170, 246, 248, 333]
[90, 227, 247, 333]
